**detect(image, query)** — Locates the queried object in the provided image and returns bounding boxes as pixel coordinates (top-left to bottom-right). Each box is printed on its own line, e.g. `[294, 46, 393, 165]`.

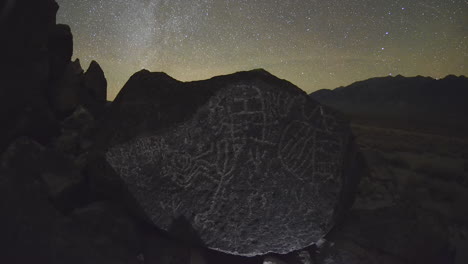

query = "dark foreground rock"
[0, 0, 61, 152]
[52, 201, 142, 264]
[1, 138, 86, 212]
[4, 0, 462, 262]
[0, 138, 144, 263]
[49, 59, 84, 115]
[48, 24, 73, 81]
[104, 69, 360, 256]
[0, 168, 143, 264]
[0, 167, 59, 263]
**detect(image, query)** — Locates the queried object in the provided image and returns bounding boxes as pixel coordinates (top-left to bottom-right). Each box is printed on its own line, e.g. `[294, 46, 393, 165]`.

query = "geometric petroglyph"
[106, 77, 353, 256]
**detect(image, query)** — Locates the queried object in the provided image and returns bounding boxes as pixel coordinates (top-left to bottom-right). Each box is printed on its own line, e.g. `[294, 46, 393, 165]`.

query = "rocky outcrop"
[0, 1, 131, 261]
[49, 58, 108, 117]
[104, 69, 360, 256]
[84, 60, 108, 103]
[0, 137, 145, 263]
[48, 24, 73, 81]
[50, 59, 84, 115]
[0, 167, 61, 263]
[52, 201, 142, 264]
[0, 0, 107, 152]
[316, 206, 455, 264]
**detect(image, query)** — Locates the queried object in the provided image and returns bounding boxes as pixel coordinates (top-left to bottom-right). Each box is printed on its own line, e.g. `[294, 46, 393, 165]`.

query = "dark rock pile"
[0, 0, 106, 153]
[0, 0, 140, 263]
[309, 74, 468, 135]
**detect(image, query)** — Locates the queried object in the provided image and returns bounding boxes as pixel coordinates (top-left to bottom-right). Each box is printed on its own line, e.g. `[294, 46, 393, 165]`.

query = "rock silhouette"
[0, 0, 107, 152]
[105, 69, 360, 256]
[84, 60, 108, 103]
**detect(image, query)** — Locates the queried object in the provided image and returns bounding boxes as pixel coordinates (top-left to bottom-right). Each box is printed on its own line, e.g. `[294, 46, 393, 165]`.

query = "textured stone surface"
[106, 70, 358, 256]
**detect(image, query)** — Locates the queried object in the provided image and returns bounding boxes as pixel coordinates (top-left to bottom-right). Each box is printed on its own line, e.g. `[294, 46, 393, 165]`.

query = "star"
[55, 0, 468, 99]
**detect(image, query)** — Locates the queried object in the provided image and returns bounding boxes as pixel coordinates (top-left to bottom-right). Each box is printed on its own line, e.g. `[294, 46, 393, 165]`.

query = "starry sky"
[56, 0, 467, 100]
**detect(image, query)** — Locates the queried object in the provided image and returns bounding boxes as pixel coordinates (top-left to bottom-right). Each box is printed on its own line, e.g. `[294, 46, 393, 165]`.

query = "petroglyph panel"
[106, 82, 352, 256]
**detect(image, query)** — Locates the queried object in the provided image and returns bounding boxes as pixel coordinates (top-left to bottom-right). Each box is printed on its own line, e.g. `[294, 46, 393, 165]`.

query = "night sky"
[56, 0, 467, 100]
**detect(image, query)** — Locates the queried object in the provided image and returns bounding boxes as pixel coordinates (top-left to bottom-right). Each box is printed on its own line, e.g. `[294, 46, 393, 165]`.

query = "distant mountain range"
[310, 75, 468, 135]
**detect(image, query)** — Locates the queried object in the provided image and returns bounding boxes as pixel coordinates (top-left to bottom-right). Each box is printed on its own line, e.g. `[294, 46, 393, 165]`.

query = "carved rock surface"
[106, 69, 358, 256]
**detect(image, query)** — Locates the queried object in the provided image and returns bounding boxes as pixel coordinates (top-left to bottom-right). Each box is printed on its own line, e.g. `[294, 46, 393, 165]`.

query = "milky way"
[56, 0, 467, 99]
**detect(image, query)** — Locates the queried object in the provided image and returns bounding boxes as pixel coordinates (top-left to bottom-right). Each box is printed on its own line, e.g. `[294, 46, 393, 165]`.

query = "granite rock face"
[105, 70, 359, 256]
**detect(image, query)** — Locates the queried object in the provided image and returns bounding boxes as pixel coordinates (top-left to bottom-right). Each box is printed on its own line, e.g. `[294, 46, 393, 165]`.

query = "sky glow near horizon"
[56, 0, 467, 99]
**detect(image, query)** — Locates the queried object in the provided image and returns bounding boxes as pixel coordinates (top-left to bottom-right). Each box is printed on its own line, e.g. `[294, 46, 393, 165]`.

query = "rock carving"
[106, 71, 356, 256]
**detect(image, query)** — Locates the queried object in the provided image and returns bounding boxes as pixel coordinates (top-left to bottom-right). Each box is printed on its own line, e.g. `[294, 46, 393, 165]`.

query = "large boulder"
[104, 69, 360, 256]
